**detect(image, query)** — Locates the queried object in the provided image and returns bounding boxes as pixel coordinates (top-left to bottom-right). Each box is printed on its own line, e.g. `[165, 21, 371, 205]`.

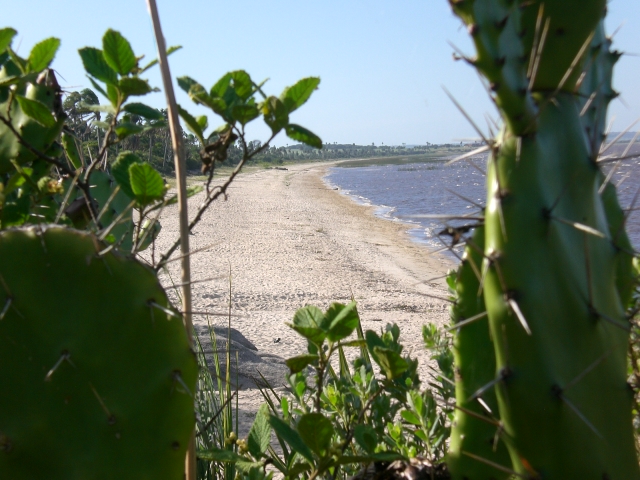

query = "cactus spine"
[448, 0, 639, 477]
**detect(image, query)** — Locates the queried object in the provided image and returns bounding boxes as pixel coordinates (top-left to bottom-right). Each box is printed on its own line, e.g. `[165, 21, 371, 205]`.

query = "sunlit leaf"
[268, 415, 313, 463]
[230, 70, 252, 100]
[79, 47, 118, 84]
[298, 413, 333, 457]
[0, 28, 17, 54]
[123, 102, 163, 120]
[285, 354, 318, 373]
[231, 104, 259, 126]
[247, 404, 271, 457]
[15, 95, 56, 127]
[177, 104, 204, 144]
[280, 77, 320, 113]
[325, 301, 359, 342]
[289, 305, 326, 345]
[27, 37, 60, 72]
[102, 29, 136, 76]
[119, 77, 152, 97]
[129, 163, 164, 206]
[111, 151, 141, 199]
[262, 96, 288, 134]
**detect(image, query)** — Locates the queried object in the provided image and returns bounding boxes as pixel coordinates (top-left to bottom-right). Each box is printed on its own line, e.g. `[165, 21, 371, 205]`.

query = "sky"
[5, 0, 640, 147]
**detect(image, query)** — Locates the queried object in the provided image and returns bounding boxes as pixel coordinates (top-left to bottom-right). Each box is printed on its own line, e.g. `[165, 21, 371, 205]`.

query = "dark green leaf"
[400, 410, 422, 426]
[61, 132, 82, 169]
[111, 151, 141, 199]
[27, 37, 60, 72]
[289, 305, 326, 345]
[262, 96, 288, 134]
[280, 77, 320, 113]
[196, 115, 208, 131]
[129, 163, 164, 206]
[373, 346, 409, 380]
[285, 354, 318, 373]
[197, 448, 244, 463]
[119, 77, 152, 97]
[177, 75, 199, 94]
[231, 104, 259, 126]
[285, 124, 322, 149]
[15, 95, 56, 127]
[177, 104, 204, 144]
[88, 76, 109, 99]
[230, 70, 252, 100]
[211, 72, 232, 98]
[78, 47, 118, 84]
[123, 102, 163, 120]
[247, 404, 271, 457]
[193, 90, 227, 116]
[236, 461, 264, 474]
[354, 425, 377, 454]
[0, 75, 20, 88]
[325, 301, 359, 342]
[0, 28, 17, 54]
[287, 463, 312, 477]
[115, 122, 144, 140]
[6, 48, 27, 74]
[102, 29, 136, 76]
[106, 83, 119, 106]
[298, 413, 333, 457]
[268, 415, 313, 463]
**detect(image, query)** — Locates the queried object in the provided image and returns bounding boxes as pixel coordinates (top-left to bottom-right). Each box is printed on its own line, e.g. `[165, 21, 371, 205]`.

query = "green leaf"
[298, 413, 333, 457]
[111, 151, 141, 199]
[129, 163, 164, 206]
[339, 339, 366, 348]
[354, 425, 378, 454]
[0, 75, 20, 88]
[285, 354, 318, 373]
[106, 83, 120, 106]
[230, 70, 252, 100]
[87, 76, 109, 99]
[247, 404, 271, 458]
[400, 410, 422, 426]
[268, 415, 313, 463]
[231, 104, 259, 126]
[289, 305, 326, 345]
[285, 124, 322, 149]
[211, 72, 232, 98]
[140, 45, 182, 73]
[78, 47, 118, 84]
[177, 75, 199, 94]
[197, 448, 245, 463]
[0, 28, 17, 54]
[325, 301, 359, 342]
[119, 77, 152, 97]
[373, 346, 409, 380]
[123, 102, 163, 120]
[61, 132, 82, 169]
[27, 37, 60, 72]
[262, 96, 288, 134]
[102, 29, 136, 76]
[115, 122, 144, 140]
[280, 77, 320, 113]
[177, 104, 204, 144]
[15, 95, 56, 127]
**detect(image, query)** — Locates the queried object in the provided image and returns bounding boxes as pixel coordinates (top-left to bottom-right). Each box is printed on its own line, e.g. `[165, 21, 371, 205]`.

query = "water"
[325, 151, 640, 260]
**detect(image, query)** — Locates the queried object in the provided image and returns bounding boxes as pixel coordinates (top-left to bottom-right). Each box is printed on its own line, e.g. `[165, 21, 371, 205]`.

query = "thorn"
[476, 397, 493, 416]
[96, 184, 122, 225]
[563, 352, 611, 392]
[528, 16, 551, 90]
[55, 174, 79, 224]
[90, 383, 115, 423]
[550, 216, 606, 238]
[552, 386, 603, 439]
[445, 145, 491, 166]
[445, 311, 488, 332]
[468, 368, 510, 403]
[171, 370, 193, 397]
[97, 199, 136, 242]
[403, 213, 484, 221]
[515, 136, 522, 164]
[461, 451, 530, 478]
[148, 300, 180, 318]
[0, 297, 12, 321]
[507, 297, 532, 335]
[453, 404, 501, 427]
[45, 350, 73, 381]
[442, 86, 492, 146]
[600, 118, 640, 156]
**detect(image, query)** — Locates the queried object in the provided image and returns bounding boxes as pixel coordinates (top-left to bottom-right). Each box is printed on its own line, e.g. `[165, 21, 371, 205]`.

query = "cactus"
[448, 0, 639, 478]
[447, 225, 511, 479]
[0, 225, 197, 479]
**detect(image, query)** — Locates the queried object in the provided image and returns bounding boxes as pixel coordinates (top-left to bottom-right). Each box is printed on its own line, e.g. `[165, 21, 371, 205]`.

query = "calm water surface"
[325, 153, 640, 260]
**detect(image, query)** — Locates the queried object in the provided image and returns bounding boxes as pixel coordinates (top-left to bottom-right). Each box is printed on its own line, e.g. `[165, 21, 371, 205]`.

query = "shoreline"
[151, 161, 454, 433]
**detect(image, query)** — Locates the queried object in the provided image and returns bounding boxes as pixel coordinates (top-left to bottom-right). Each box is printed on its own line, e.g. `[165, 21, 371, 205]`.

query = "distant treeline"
[64, 89, 480, 174]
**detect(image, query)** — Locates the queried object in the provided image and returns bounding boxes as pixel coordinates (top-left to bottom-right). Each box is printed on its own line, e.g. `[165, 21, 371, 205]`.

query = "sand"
[148, 161, 455, 434]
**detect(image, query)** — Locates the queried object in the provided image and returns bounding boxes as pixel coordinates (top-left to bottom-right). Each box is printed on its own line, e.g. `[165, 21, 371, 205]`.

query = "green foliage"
[0, 226, 197, 479]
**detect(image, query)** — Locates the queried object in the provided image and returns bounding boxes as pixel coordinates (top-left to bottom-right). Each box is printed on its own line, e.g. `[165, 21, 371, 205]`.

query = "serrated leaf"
[286, 124, 322, 149]
[111, 151, 141, 198]
[231, 104, 259, 126]
[230, 70, 252, 100]
[0, 28, 17, 54]
[285, 354, 318, 373]
[129, 162, 164, 206]
[247, 404, 271, 457]
[268, 415, 313, 463]
[79, 47, 118, 84]
[298, 413, 333, 457]
[325, 301, 359, 342]
[27, 37, 60, 72]
[262, 96, 288, 134]
[102, 29, 136, 76]
[177, 104, 204, 144]
[119, 77, 152, 97]
[373, 346, 409, 380]
[123, 102, 163, 120]
[15, 95, 56, 127]
[289, 305, 326, 345]
[280, 77, 320, 113]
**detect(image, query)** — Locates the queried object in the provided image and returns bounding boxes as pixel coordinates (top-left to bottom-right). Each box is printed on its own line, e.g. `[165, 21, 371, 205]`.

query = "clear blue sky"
[5, 1, 640, 146]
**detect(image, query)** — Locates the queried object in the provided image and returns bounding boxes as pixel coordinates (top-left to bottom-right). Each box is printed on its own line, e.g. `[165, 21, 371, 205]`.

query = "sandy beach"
[150, 161, 454, 434]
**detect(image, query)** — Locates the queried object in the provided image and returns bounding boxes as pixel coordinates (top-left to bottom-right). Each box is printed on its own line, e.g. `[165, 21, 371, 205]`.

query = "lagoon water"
[326, 154, 640, 260]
